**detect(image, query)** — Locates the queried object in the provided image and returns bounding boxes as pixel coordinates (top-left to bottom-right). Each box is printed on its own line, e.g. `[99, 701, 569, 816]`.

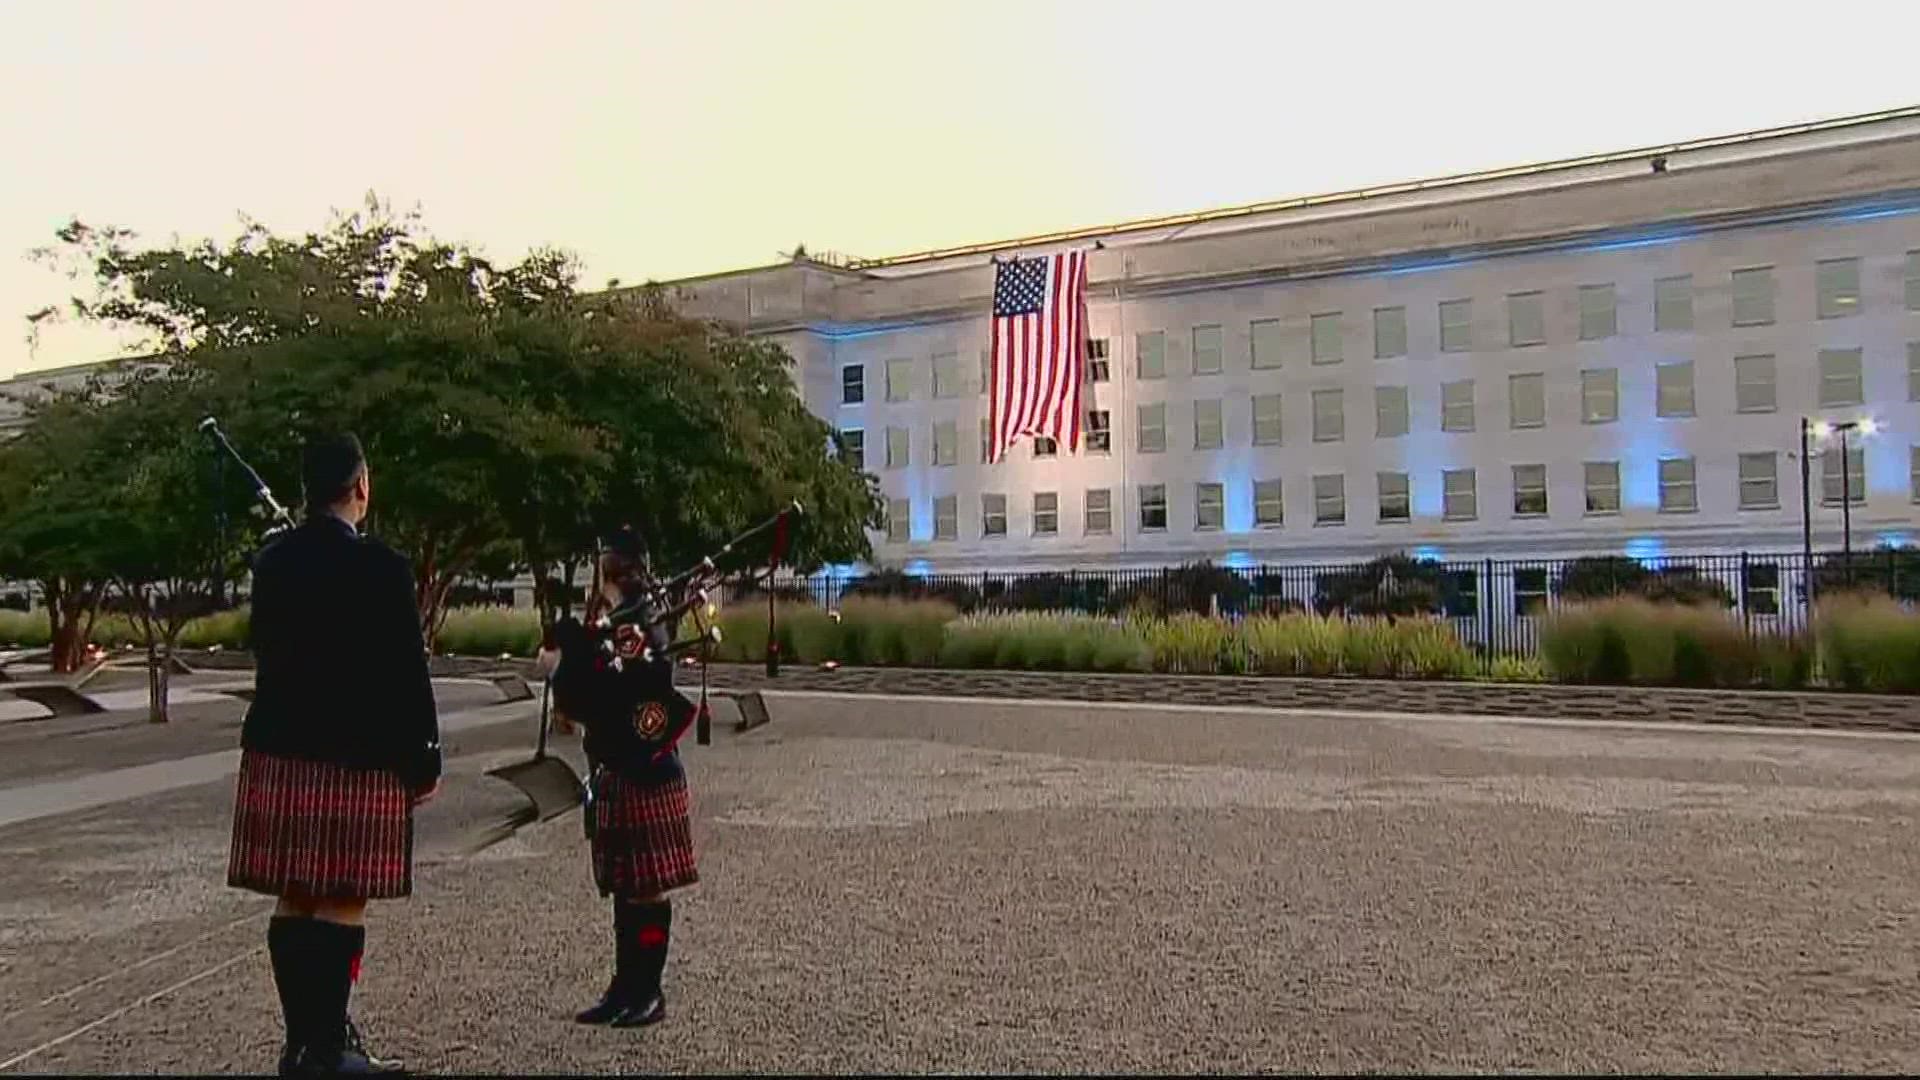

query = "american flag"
[987, 249, 1088, 464]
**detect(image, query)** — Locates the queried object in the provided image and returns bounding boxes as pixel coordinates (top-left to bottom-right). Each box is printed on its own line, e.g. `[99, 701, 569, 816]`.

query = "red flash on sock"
[349, 953, 363, 985]
[636, 926, 667, 948]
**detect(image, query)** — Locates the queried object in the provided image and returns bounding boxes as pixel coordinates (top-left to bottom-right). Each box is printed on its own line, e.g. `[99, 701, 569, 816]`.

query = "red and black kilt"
[226, 748, 415, 900]
[590, 768, 698, 899]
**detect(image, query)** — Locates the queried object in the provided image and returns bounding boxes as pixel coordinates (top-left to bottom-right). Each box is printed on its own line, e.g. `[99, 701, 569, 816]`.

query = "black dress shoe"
[609, 993, 666, 1028]
[575, 993, 629, 1025]
[283, 1044, 399, 1075]
[344, 1017, 405, 1073]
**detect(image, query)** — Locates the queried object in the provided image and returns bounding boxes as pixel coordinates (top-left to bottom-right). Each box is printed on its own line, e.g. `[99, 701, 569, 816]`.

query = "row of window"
[881, 445, 1904, 543]
[839, 348, 1914, 468]
[838, 255, 1920, 404]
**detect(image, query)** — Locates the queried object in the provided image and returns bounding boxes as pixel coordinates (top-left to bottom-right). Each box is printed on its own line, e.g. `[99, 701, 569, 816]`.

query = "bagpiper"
[542, 528, 700, 1028]
[225, 433, 442, 1075]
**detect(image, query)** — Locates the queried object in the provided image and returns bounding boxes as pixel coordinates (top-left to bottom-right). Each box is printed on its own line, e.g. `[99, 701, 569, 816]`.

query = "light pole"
[1800, 416, 1813, 609]
[1806, 417, 1879, 592]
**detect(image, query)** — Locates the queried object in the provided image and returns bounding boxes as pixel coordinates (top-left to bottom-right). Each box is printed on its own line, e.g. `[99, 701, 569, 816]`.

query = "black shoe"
[609, 993, 666, 1028]
[575, 990, 630, 1025]
[283, 1044, 399, 1075]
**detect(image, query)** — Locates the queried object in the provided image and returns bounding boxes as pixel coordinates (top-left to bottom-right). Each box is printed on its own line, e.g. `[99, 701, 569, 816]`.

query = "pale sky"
[4, 0, 1918, 378]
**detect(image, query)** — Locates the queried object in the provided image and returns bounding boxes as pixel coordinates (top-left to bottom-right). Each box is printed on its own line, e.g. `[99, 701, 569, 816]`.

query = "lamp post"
[1805, 417, 1878, 593]
[1800, 416, 1813, 609]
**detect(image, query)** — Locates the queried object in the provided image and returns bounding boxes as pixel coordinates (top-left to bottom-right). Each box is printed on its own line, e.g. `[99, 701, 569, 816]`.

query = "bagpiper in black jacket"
[239, 514, 442, 790]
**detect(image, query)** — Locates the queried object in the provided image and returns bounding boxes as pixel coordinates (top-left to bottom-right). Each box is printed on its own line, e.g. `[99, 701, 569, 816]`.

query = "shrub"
[438, 607, 542, 659]
[1542, 598, 1809, 690]
[1815, 593, 1920, 693]
[1144, 613, 1233, 673]
[179, 608, 251, 651]
[1484, 654, 1547, 683]
[940, 612, 1149, 673]
[0, 610, 53, 648]
[1314, 554, 1446, 617]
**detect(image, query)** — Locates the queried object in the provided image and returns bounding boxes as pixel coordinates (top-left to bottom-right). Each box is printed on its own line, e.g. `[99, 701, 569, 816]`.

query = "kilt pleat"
[226, 749, 414, 900]
[591, 769, 698, 899]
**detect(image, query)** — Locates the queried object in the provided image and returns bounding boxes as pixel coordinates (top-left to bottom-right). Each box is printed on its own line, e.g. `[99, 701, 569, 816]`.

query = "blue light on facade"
[1623, 536, 1665, 566]
[1222, 549, 1256, 570]
[1876, 531, 1913, 549]
[904, 559, 933, 579]
[1413, 546, 1445, 564]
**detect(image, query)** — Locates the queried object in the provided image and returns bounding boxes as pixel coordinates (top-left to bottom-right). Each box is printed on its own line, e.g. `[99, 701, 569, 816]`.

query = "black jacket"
[240, 514, 441, 788]
[549, 614, 690, 785]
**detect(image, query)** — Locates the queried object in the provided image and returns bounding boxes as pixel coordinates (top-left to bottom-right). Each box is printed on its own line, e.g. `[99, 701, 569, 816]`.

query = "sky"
[4, 0, 1919, 378]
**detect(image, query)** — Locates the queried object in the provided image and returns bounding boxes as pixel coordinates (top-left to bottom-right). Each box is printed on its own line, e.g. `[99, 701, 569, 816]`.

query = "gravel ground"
[4, 695, 1920, 1074]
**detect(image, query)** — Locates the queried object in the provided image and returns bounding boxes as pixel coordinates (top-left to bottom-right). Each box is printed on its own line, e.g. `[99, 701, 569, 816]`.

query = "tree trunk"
[43, 578, 104, 674]
[147, 636, 171, 724]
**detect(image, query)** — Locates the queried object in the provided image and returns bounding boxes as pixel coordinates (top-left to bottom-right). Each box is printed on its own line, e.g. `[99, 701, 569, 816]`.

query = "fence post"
[1739, 551, 1750, 633]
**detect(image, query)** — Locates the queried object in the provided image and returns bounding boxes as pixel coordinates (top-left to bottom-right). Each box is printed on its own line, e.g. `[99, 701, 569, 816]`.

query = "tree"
[0, 380, 122, 672]
[30, 198, 881, 650]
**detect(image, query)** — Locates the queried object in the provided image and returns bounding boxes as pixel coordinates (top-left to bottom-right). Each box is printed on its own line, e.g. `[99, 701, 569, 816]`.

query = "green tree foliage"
[1553, 555, 1732, 607]
[23, 198, 881, 649]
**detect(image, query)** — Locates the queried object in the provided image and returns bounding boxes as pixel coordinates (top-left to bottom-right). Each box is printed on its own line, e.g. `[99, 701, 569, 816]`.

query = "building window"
[1439, 299, 1472, 352]
[1818, 347, 1864, 407]
[1584, 461, 1621, 514]
[1139, 484, 1168, 532]
[1507, 292, 1544, 348]
[1443, 569, 1480, 619]
[1191, 324, 1224, 375]
[885, 497, 910, 543]
[1195, 483, 1225, 531]
[979, 349, 990, 398]
[1086, 410, 1111, 454]
[932, 351, 961, 398]
[1194, 398, 1224, 450]
[1310, 313, 1343, 364]
[1514, 568, 1549, 617]
[1509, 373, 1546, 429]
[1739, 452, 1779, 510]
[1732, 266, 1775, 327]
[932, 421, 957, 467]
[1032, 435, 1058, 458]
[1816, 257, 1861, 319]
[1441, 379, 1475, 432]
[1912, 446, 1920, 504]
[1137, 403, 1166, 453]
[1655, 275, 1693, 332]
[1512, 464, 1547, 517]
[1375, 385, 1409, 438]
[1377, 472, 1410, 523]
[841, 363, 865, 404]
[1580, 368, 1618, 424]
[982, 494, 1008, 538]
[1822, 445, 1866, 506]
[1442, 469, 1477, 521]
[1033, 492, 1059, 536]
[1735, 354, 1777, 413]
[934, 495, 958, 540]
[1085, 488, 1113, 534]
[1250, 318, 1283, 370]
[1909, 343, 1920, 402]
[1374, 306, 1407, 359]
[1254, 479, 1283, 527]
[838, 429, 865, 472]
[886, 357, 914, 402]
[1137, 330, 1166, 380]
[1086, 338, 1111, 383]
[1578, 284, 1617, 340]
[885, 426, 909, 469]
[1311, 388, 1344, 442]
[1656, 361, 1695, 418]
[1313, 474, 1346, 525]
[979, 417, 993, 465]
[1907, 252, 1920, 312]
[1658, 457, 1698, 513]
[1252, 393, 1283, 446]
[1743, 563, 1781, 616]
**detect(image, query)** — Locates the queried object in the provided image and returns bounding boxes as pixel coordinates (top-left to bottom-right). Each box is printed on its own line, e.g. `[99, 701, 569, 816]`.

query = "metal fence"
[721, 548, 1920, 659]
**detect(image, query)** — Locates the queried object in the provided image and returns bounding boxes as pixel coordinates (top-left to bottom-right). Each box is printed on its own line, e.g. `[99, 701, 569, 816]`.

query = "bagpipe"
[562, 500, 803, 753]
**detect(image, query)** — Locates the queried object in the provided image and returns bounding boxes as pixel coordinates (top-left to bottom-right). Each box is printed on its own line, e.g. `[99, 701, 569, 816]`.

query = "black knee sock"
[307, 920, 367, 1058]
[267, 916, 314, 1050]
[611, 902, 640, 1001]
[631, 899, 672, 1001]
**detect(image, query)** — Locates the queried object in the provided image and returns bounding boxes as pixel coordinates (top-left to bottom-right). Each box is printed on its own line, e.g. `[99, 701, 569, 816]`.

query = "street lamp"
[1802, 416, 1878, 592]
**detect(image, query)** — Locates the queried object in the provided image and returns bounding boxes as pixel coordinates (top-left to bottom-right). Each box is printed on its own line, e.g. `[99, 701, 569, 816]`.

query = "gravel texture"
[4, 694, 1920, 1074]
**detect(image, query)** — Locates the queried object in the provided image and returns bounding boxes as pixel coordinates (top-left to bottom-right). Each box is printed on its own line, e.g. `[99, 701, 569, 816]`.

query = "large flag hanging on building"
[987, 249, 1089, 464]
